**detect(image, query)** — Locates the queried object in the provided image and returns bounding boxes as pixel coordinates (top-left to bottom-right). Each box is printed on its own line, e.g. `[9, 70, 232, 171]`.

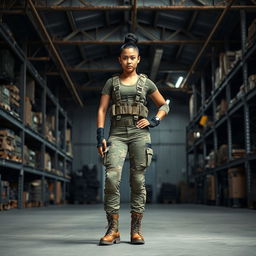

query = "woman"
[97, 33, 170, 245]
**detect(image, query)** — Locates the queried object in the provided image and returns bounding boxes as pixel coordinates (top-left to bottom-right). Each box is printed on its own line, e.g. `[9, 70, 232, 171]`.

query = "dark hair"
[120, 33, 139, 55]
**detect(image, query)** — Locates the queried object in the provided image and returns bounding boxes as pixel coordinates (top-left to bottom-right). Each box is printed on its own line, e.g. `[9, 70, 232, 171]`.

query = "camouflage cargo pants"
[103, 118, 153, 214]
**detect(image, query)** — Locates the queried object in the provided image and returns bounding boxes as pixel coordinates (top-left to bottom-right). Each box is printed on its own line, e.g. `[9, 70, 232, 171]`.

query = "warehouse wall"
[67, 92, 189, 202]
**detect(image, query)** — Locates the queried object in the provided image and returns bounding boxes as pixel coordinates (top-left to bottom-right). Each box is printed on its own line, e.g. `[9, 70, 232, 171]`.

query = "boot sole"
[131, 239, 145, 245]
[99, 237, 120, 245]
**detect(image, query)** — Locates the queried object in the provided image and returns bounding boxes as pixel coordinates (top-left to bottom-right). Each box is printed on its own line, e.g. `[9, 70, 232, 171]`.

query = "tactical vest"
[110, 74, 149, 120]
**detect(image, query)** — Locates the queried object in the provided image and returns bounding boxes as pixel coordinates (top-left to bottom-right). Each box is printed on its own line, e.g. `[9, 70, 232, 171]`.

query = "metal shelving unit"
[186, 9, 256, 208]
[0, 21, 73, 209]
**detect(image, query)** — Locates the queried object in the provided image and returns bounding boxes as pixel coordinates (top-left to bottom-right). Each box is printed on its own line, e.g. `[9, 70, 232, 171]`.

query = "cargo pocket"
[146, 147, 153, 167]
[103, 151, 108, 166]
[102, 142, 112, 166]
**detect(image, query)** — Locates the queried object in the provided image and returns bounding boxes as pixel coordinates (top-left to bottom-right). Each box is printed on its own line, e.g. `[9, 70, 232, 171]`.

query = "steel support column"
[41, 175, 45, 206]
[227, 117, 232, 161]
[18, 170, 24, 209]
[201, 72, 206, 107]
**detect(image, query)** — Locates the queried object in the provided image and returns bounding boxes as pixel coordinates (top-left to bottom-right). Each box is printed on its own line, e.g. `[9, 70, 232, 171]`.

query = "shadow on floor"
[42, 239, 99, 245]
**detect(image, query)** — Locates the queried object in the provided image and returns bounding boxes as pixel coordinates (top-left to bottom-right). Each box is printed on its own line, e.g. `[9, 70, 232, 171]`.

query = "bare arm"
[97, 94, 111, 128]
[136, 90, 168, 129]
[149, 89, 168, 120]
[97, 94, 110, 157]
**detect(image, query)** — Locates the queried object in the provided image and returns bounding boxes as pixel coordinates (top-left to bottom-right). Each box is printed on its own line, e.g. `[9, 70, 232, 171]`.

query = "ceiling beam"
[2, 38, 239, 46]
[28, 57, 50, 61]
[2, 5, 256, 13]
[181, 0, 236, 88]
[17, 5, 256, 10]
[26, 0, 84, 107]
[149, 48, 164, 81]
[51, 39, 238, 45]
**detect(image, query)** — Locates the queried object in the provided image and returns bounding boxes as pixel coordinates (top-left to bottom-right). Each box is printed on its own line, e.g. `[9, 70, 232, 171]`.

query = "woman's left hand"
[136, 118, 150, 129]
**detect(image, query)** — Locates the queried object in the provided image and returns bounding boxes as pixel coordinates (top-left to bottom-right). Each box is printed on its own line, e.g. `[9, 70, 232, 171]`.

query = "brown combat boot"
[130, 212, 145, 244]
[99, 213, 120, 245]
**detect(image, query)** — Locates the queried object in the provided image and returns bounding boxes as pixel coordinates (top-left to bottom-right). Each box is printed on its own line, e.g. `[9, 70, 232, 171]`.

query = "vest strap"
[111, 74, 148, 118]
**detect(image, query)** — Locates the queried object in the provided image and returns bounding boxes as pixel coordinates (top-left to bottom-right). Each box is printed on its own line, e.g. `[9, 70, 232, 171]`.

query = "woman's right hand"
[97, 139, 107, 158]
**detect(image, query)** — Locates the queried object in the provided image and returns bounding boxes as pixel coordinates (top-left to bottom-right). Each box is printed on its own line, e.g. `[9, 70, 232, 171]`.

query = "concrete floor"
[0, 204, 256, 256]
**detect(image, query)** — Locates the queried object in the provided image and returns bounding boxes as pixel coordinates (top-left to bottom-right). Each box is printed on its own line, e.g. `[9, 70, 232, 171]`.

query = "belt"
[111, 117, 137, 127]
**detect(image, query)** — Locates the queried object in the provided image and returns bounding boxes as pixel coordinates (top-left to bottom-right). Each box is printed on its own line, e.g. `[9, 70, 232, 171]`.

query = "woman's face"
[118, 47, 140, 73]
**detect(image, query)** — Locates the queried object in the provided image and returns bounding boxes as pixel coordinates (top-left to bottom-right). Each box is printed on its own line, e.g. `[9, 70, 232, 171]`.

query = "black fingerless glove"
[97, 128, 105, 147]
[148, 116, 160, 128]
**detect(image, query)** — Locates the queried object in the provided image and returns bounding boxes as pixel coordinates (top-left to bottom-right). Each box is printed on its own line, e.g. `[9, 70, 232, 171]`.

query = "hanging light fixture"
[175, 76, 184, 88]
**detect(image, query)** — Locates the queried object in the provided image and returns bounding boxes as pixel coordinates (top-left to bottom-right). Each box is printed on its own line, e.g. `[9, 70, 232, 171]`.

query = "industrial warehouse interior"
[0, 0, 256, 255]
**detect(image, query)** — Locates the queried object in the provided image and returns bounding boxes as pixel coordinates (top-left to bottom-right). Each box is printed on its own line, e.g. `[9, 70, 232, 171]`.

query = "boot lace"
[105, 215, 117, 235]
[132, 216, 142, 235]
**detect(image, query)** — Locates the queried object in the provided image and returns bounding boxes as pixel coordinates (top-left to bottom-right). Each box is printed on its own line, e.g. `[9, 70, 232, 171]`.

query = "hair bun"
[124, 33, 138, 44]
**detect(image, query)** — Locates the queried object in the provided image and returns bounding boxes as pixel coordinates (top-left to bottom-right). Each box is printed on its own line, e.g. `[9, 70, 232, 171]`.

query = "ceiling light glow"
[175, 76, 184, 88]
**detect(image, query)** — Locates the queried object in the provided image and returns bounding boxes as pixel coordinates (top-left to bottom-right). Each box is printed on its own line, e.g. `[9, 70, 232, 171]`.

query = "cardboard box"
[24, 97, 32, 126]
[23, 145, 37, 167]
[56, 181, 62, 204]
[31, 112, 43, 132]
[23, 145, 29, 165]
[223, 51, 236, 75]
[228, 168, 246, 199]
[179, 181, 196, 203]
[33, 112, 42, 125]
[26, 78, 35, 104]
[66, 128, 71, 143]
[10, 97, 20, 107]
[0, 136, 13, 151]
[232, 148, 246, 159]
[4, 84, 19, 94]
[0, 129, 15, 138]
[215, 67, 222, 88]
[217, 144, 228, 165]
[66, 142, 73, 156]
[46, 115, 56, 130]
[206, 150, 217, 169]
[44, 152, 51, 171]
[22, 192, 29, 207]
[248, 74, 256, 91]
[0, 129, 15, 152]
[220, 99, 228, 115]
[48, 183, 55, 201]
[46, 129, 56, 143]
[0, 86, 10, 108]
[248, 19, 256, 41]
[207, 175, 216, 201]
